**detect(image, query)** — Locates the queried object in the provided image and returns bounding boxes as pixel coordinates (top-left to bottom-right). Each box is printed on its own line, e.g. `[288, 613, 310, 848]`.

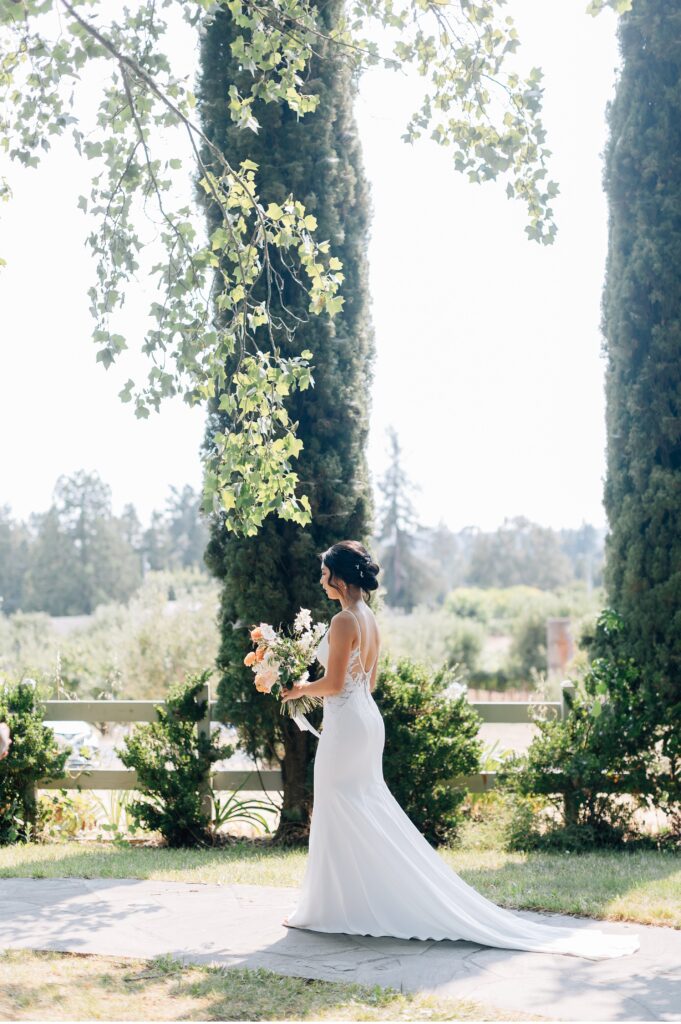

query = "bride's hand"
[280, 682, 307, 702]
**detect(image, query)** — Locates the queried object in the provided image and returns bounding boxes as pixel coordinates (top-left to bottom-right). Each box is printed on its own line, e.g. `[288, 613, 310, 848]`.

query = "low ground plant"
[37, 790, 99, 841]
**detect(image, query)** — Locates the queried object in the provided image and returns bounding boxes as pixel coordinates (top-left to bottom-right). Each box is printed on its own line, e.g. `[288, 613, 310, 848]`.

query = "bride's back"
[340, 603, 380, 679]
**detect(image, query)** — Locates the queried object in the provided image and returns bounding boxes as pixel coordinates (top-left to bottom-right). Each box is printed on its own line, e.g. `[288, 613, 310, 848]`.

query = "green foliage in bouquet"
[375, 659, 483, 847]
[117, 671, 233, 847]
[0, 679, 69, 844]
[498, 610, 661, 851]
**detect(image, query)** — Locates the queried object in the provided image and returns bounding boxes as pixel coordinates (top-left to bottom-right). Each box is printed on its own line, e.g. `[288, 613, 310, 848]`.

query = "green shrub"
[0, 679, 70, 843]
[0, 571, 220, 702]
[375, 606, 453, 669]
[375, 658, 483, 846]
[502, 791, 654, 853]
[466, 668, 515, 691]
[452, 788, 518, 852]
[0, 613, 59, 688]
[498, 611, 660, 850]
[444, 588, 493, 623]
[508, 611, 547, 679]
[583, 609, 681, 843]
[444, 618, 485, 675]
[117, 670, 233, 847]
[445, 586, 551, 630]
[57, 572, 220, 700]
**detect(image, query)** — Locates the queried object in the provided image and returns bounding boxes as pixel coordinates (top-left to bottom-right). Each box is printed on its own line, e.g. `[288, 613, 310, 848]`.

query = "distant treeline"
[0, 471, 208, 616]
[372, 516, 604, 612]
[372, 427, 604, 611]
[1, 465, 605, 619]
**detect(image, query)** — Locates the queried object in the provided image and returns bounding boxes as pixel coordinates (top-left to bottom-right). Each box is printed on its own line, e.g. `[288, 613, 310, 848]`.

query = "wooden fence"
[38, 682, 576, 809]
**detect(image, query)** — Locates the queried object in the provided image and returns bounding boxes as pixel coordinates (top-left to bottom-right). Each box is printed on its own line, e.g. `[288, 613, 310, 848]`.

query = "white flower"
[294, 608, 312, 634]
[298, 630, 317, 654]
[258, 622, 277, 643]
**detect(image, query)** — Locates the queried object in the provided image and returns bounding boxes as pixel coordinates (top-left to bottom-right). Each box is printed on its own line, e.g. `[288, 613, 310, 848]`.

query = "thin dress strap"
[346, 607, 379, 676]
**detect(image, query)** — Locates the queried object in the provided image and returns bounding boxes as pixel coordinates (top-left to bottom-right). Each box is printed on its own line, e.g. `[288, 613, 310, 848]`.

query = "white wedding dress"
[285, 608, 640, 959]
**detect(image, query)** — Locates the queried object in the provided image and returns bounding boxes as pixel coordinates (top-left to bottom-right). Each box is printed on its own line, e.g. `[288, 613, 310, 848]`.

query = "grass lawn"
[1, 818, 675, 1021]
[0, 950, 549, 1021]
[0, 835, 679, 928]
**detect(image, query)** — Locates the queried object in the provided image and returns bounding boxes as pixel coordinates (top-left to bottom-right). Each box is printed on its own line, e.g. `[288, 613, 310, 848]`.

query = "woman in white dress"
[280, 540, 639, 960]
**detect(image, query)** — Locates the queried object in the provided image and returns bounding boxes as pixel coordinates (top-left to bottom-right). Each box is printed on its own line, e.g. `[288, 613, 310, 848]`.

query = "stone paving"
[1, 877, 679, 1021]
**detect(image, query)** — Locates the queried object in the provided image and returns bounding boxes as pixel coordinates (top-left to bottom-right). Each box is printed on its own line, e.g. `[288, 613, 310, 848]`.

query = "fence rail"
[38, 683, 575, 799]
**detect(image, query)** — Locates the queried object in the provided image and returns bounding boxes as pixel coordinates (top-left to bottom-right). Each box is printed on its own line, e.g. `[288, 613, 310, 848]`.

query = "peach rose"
[254, 665, 279, 693]
[255, 647, 265, 662]
[250, 627, 263, 641]
[243, 651, 257, 666]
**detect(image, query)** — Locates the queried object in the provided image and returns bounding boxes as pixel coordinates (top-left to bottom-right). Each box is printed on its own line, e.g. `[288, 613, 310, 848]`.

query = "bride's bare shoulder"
[329, 609, 358, 632]
[332, 606, 379, 636]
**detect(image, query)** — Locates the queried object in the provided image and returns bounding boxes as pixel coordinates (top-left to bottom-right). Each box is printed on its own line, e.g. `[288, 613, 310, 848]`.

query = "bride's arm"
[281, 670, 339, 699]
[281, 613, 355, 700]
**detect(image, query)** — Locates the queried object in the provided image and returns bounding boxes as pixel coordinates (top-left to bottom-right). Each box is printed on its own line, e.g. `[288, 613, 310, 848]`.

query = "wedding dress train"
[285, 609, 639, 960]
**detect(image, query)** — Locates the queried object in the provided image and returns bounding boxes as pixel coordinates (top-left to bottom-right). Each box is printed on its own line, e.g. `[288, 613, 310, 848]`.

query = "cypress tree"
[376, 426, 426, 611]
[601, 1, 681, 790]
[196, 4, 374, 841]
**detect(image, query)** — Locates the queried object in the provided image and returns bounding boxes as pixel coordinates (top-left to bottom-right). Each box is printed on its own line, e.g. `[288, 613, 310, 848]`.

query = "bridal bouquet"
[244, 608, 327, 726]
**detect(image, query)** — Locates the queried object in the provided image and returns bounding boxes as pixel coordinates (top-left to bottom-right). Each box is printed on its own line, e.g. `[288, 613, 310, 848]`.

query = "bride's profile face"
[320, 563, 342, 600]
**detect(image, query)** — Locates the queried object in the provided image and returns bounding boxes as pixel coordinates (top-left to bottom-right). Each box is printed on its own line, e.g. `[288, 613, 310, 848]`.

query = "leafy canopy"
[0, 0, 628, 534]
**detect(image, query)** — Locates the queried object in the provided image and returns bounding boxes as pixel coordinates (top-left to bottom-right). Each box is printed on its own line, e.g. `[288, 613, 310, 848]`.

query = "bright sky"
[0, 1, 621, 532]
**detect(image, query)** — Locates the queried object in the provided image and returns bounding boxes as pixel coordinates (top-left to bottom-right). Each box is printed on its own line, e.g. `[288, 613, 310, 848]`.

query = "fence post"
[197, 679, 213, 821]
[560, 680, 575, 721]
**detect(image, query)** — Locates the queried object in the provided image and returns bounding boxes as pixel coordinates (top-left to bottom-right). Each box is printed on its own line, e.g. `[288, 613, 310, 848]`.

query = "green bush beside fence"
[376, 658, 483, 846]
[0, 680, 69, 843]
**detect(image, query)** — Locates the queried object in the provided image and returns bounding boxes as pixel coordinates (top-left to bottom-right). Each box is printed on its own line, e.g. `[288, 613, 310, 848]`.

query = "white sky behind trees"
[0, 1, 621, 533]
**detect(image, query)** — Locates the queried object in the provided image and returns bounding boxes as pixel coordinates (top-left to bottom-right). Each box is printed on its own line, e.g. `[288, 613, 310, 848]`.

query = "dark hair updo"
[319, 540, 380, 600]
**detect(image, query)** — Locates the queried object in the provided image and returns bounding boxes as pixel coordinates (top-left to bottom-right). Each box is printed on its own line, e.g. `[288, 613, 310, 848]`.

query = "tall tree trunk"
[196, 2, 375, 843]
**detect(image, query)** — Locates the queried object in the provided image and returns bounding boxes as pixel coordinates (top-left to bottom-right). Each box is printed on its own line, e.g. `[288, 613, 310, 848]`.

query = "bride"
[280, 540, 639, 959]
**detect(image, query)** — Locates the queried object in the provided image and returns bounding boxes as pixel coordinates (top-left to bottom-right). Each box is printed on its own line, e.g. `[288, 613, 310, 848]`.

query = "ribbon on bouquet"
[286, 672, 321, 738]
[292, 711, 321, 739]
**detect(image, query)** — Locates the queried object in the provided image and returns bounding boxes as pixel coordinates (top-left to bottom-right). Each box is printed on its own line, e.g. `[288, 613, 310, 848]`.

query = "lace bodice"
[316, 609, 378, 709]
